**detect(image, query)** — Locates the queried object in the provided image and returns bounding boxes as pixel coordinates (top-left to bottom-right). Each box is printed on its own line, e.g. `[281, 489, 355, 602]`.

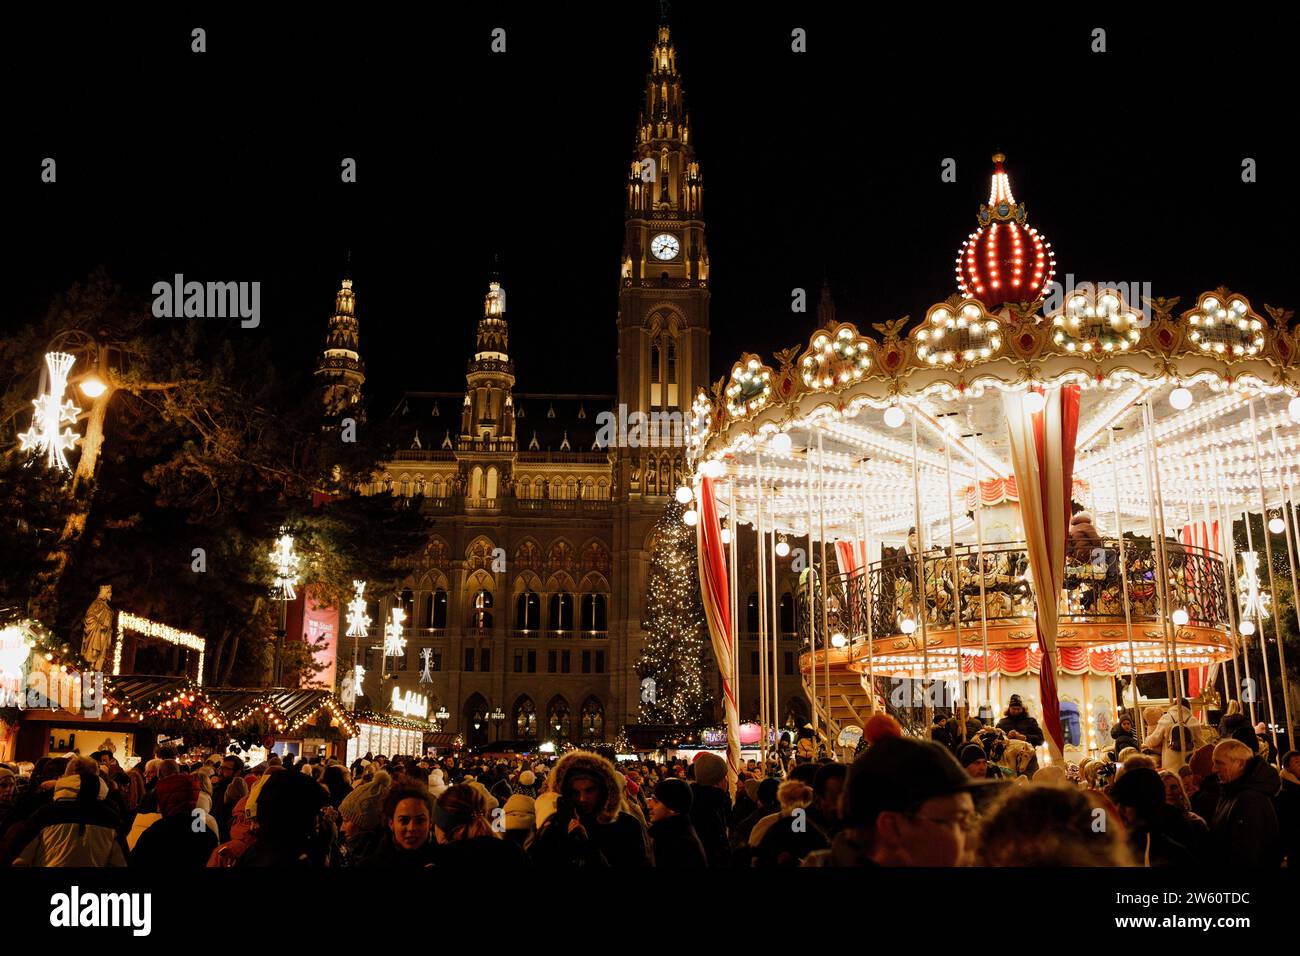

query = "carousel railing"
[796, 538, 1229, 650]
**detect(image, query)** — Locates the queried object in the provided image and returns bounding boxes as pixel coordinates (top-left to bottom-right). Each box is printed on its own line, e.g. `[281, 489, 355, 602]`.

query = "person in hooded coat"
[529, 750, 650, 868]
[1210, 739, 1281, 867]
[5, 766, 128, 867]
[130, 771, 219, 867]
[1142, 699, 1203, 772]
[646, 778, 705, 867]
[1109, 714, 1141, 758]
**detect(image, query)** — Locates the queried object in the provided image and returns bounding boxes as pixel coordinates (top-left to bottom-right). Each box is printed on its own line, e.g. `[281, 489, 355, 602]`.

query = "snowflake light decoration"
[1238, 551, 1270, 622]
[269, 530, 300, 601]
[345, 580, 371, 637]
[383, 607, 407, 656]
[19, 352, 82, 471]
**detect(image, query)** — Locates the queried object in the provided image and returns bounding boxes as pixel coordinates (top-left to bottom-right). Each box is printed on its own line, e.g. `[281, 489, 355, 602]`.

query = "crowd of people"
[0, 695, 1295, 868]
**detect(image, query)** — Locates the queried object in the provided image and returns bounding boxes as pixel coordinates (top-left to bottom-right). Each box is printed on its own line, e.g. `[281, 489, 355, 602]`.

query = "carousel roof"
[691, 161, 1299, 543]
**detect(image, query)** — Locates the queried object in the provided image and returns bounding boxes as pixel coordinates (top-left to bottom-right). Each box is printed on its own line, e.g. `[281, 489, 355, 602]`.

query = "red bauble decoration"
[955, 153, 1056, 309]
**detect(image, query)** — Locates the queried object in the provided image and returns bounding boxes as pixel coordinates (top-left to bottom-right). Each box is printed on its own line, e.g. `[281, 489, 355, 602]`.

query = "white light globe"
[675, 485, 693, 504]
[769, 432, 792, 455]
[830, 633, 847, 648]
[1289, 396, 1300, 423]
[720, 527, 731, 544]
[775, 540, 790, 557]
[682, 509, 698, 527]
[883, 406, 906, 429]
[701, 459, 725, 479]
[1023, 391, 1046, 414]
[1169, 387, 1193, 411]
[1170, 608, 1189, 627]
[1239, 620, 1256, 636]
[1269, 516, 1286, 534]
[899, 618, 916, 635]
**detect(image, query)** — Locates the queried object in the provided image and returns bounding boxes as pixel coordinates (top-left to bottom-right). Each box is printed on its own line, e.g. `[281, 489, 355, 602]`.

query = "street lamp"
[490, 705, 505, 740]
[269, 529, 300, 686]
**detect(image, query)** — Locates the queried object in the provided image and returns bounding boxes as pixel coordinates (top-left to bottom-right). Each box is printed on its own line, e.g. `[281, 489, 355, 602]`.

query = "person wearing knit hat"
[863, 712, 903, 746]
[834, 737, 991, 867]
[1032, 765, 1068, 788]
[688, 752, 731, 867]
[647, 777, 706, 867]
[958, 743, 989, 779]
[502, 793, 536, 848]
[131, 771, 219, 867]
[337, 769, 392, 865]
[5, 771, 127, 867]
[512, 769, 538, 798]
[534, 791, 559, 830]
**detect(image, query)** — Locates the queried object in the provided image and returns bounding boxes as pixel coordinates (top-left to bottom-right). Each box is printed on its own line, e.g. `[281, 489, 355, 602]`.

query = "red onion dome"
[955, 153, 1056, 309]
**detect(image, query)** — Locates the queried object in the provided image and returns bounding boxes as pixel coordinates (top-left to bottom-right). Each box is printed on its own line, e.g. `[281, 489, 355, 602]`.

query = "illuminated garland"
[113, 612, 206, 686]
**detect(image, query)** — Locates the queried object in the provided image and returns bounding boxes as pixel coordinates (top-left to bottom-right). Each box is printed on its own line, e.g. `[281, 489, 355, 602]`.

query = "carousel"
[686, 154, 1299, 780]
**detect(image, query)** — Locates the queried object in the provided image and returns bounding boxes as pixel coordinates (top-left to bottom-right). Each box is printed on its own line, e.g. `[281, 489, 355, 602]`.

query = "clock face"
[650, 233, 680, 261]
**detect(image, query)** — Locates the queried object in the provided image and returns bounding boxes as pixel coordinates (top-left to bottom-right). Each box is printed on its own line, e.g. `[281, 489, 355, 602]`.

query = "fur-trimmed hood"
[550, 750, 621, 825]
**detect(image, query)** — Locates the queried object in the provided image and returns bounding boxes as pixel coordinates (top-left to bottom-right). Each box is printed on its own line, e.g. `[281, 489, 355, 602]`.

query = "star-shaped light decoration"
[19, 352, 82, 471]
[345, 580, 371, 637]
[269, 530, 300, 601]
[383, 607, 407, 656]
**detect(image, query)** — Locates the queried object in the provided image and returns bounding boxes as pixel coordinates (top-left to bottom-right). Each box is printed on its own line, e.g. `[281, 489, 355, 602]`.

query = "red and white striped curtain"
[696, 476, 740, 795]
[1002, 384, 1080, 762]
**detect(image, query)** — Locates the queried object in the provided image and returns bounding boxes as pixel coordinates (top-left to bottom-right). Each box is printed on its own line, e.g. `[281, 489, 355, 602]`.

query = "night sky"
[6, 5, 1296, 415]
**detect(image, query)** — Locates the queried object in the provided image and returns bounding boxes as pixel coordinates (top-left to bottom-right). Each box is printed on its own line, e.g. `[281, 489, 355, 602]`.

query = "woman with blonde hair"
[749, 780, 829, 866]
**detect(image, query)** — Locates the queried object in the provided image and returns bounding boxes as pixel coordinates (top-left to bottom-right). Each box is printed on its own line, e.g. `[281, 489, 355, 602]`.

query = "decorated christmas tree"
[636, 498, 708, 724]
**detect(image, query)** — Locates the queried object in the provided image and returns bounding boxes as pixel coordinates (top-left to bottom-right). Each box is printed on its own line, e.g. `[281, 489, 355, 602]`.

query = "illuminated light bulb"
[682, 509, 698, 527]
[1269, 516, 1286, 534]
[1169, 387, 1193, 411]
[1239, 620, 1255, 636]
[831, 633, 847, 648]
[1288, 396, 1300, 423]
[675, 485, 693, 504]
[884, 406, 906, 429]
[701, 459, 725, 479]
[1023, 391, 1046, 414]
[79, 376, 107, 398]
[720, 527, 731, 544]
[900, 618, 916, 635]
[1171, 608, 1189, 627]
[775, 539, 790, 557]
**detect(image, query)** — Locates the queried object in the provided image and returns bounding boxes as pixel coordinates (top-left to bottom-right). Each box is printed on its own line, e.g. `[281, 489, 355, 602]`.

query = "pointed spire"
[986, 152, 1016, 207]
[817, 279, 837, 329]
[344, 249, 352, 281]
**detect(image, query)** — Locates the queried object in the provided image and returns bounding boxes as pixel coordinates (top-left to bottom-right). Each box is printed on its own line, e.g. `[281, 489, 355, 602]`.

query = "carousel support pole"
[1211, 447, 1244, 710]
[806, 433, 818, 745]
[944, 427, 963, 715]
[861, 459, 876, 717]
[1242, 503, 1261, 727]
[967, 406, 992, 720]
[1268, 423, 1299, 753]
[817, 430, 832, 748]
[911, 411, 933, 732]
[1139, 402, 1177, 703]
[1145, 400, 1189, 749]
[755, 454, 769, 769]
[1108, 427, 1145, 742]
[764, 486, 774, 754]
[1247, 400, 1283, 757]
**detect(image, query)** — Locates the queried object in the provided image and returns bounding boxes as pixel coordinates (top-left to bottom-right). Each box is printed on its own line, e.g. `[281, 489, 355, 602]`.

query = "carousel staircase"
[801, 659, 878, 753]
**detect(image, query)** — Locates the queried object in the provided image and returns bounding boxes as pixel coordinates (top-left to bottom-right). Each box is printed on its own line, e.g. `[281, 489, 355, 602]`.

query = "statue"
[81, 585, 114, 672]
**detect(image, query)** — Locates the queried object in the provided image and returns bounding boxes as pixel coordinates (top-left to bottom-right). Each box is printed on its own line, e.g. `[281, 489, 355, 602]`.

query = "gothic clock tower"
[611, 16, 712, 727]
